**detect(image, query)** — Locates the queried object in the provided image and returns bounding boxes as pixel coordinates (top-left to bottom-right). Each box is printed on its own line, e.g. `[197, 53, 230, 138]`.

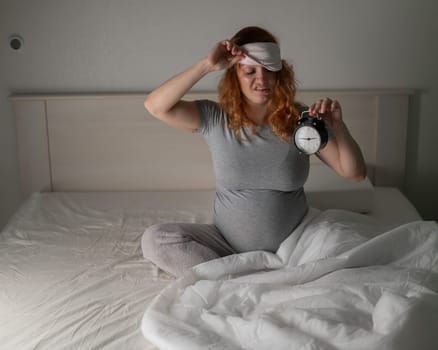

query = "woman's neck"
[245, 104, 269, 126]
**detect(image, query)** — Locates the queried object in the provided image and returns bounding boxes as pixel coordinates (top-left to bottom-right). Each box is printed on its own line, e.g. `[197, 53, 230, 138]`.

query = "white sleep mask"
[240, 42, 282, 72]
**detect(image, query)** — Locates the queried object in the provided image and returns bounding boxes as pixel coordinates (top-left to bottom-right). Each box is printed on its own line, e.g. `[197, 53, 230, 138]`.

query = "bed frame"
[10, 90, 413, 197]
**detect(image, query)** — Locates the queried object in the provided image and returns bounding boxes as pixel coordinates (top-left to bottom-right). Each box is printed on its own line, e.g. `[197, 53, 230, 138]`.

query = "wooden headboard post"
[374, 93, 410, 187]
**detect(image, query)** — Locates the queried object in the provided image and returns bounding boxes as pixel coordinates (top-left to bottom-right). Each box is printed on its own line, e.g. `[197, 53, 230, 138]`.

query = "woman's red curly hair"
[218, 26, 299, 142]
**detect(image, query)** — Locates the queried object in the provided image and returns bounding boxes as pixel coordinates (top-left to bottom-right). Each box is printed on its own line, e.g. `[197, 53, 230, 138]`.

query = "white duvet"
[142, 209, 438, 350]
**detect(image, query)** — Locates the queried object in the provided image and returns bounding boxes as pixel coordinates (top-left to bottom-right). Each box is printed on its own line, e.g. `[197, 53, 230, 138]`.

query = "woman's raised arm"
[144, 40, 245, 131]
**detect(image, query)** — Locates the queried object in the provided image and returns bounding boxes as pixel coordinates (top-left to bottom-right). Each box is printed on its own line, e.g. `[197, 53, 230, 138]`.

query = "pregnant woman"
[141, 26, 366, 276]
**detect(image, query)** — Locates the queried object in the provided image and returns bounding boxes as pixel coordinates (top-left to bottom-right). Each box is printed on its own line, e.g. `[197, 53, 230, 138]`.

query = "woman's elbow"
[144, 96, 165, 121]
[144, 94, 175, 122]
[144, 96, 154, 115]
[347, 166, 367, 182]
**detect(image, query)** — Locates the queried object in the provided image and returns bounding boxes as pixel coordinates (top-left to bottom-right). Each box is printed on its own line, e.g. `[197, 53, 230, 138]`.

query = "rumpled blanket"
[142, 209, 438, 350]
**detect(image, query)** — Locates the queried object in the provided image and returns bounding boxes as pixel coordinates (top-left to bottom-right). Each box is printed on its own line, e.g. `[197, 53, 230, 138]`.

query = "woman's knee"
[141, 223, 185, 259]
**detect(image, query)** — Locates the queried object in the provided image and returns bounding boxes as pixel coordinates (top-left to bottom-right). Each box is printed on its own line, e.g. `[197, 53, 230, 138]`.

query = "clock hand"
[299, 137, 318, 140]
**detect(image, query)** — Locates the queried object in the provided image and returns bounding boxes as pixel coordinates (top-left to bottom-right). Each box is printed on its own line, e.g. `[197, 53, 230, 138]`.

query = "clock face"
[294, 125, 322, 155]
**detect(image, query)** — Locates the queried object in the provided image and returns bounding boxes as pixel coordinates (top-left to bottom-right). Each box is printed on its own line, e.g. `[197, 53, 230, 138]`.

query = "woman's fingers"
[309, 98, 340, 114]
[308, 98, 343, 122]
[215, 40, 244, 66]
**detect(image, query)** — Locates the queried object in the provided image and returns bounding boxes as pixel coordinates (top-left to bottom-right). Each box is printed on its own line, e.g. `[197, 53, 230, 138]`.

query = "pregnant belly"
[213, 188, 308, 253]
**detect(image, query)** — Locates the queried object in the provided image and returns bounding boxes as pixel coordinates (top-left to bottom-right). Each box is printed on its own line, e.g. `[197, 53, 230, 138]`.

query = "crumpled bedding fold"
[142, 209, 438, 350]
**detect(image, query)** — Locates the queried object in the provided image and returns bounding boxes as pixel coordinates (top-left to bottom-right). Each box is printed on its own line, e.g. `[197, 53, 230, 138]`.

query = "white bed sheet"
[370, 187, 421, 227]
[0, 192, 182, 350]
[0, 189, 423, 349]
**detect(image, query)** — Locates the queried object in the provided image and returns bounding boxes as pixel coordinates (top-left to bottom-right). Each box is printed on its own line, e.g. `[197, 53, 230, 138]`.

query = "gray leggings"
[141, 223, 237, 277]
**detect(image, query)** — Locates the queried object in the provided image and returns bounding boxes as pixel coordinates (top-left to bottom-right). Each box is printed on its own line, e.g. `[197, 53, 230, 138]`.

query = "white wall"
[1, 0, 437, 227]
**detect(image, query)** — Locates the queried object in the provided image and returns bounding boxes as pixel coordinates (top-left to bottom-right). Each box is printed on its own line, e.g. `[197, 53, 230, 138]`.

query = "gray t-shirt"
[196, 99, 309, 253]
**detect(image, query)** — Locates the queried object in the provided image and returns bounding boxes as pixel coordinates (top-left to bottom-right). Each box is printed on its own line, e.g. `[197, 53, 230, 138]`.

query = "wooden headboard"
[10, 90, 412, 197]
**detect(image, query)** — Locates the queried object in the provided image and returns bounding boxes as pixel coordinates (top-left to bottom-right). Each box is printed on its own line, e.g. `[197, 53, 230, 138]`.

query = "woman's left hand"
[308, 98, 342, 128]
[308, 97, 367, 181]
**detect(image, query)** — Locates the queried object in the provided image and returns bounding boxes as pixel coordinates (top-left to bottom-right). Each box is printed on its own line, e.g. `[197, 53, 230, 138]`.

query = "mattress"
[0, 189, 422, 349]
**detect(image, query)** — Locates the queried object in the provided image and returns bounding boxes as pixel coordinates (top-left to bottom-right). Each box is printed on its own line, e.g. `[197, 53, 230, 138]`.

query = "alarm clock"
[293, 110, 328, 155]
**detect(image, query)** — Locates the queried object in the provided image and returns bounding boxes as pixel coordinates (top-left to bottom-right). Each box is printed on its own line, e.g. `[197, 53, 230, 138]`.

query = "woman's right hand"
[144, 40, 245, 132]
[206, 40, 245, 71]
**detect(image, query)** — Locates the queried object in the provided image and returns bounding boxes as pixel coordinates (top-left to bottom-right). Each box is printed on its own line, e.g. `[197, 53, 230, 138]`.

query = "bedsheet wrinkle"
[0, 192, 185, 350]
